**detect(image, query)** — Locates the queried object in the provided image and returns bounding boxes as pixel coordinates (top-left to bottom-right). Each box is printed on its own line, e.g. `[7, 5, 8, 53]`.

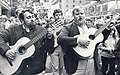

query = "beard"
[24, 21, 36, 29]
[79, 20, 84, 24]
[30, 22, 36, 28]
[74, 17, 85, 25]
[75, 20, 84, 25]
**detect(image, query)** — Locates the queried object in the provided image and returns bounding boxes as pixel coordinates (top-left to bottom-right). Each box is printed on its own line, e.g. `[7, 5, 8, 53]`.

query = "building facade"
[0, 0, 11, 16]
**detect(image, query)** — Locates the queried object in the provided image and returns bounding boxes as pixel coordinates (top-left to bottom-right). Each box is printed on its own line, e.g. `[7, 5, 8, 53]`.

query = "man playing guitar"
[57, 5, 103, 75]
[0, 9, 54, 75]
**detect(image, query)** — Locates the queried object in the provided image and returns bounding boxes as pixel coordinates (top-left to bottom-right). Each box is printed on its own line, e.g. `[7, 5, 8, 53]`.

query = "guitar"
[73, 14, 120, 59]
[0, 30, 47, 75]
[51, 19, 64, 47]
[73, 28, 104, 59]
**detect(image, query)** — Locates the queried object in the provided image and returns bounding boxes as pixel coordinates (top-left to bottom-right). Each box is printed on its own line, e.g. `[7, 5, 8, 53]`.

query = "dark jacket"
[0, 25, 54, 75]
[57, 21, 101, 74]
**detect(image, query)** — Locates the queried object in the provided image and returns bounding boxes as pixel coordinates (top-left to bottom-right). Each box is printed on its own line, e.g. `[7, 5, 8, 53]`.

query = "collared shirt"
[77, 25, 88, 34]
[22, 24, 30, 32]
[77, 24, 94, 59]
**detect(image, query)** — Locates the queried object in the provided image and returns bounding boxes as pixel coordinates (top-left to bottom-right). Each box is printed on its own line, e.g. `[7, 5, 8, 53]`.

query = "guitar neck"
[24, 30, 47, 49]
[94, 19, 112, 37]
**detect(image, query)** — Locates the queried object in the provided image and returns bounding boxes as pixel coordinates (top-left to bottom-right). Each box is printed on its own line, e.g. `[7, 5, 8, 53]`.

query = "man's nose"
[79, 15, 83, 19]
[31, 19, 34, 22]
[79, 14, 83, 17]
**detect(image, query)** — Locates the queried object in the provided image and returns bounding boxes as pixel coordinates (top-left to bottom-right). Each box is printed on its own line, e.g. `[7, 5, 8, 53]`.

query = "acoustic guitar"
[73, 14, 120, 59]
[0, 30, 47, 75]
[73, 27, 104, 59]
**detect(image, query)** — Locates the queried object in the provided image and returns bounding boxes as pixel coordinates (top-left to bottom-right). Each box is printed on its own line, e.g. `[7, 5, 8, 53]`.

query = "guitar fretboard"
[24, 30, 47, 49]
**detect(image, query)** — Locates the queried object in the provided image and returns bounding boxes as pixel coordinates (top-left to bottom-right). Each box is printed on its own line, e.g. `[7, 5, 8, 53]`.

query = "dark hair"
[106, 16, 110, 19]
[117, 17, 120, 20]
[18, 9, 34, 22]
[53, 9, 63, 17]
[86, 18, 92, 23]
[15, 10, 18, 16]
[72, 8, 80, 15]
[50, 17, 54, 20]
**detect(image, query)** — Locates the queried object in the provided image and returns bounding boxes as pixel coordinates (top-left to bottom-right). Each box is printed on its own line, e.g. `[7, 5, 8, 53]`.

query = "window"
[60, 4, 62, 9]
[66, 5, 68, 7]
[73, 0, 75, 2]
[73, 5, 75, 7]
[12, 0, 16, 2]
[79, 0, 81, 3]
[102, 4, 108, 11]
[60, 0, 62, 2]
[26, 0, 29, 2]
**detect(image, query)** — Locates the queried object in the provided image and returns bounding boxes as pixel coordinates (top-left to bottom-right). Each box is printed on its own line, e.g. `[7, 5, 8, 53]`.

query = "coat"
[57, 21, 101, 74]
[0, 24, 54, 75]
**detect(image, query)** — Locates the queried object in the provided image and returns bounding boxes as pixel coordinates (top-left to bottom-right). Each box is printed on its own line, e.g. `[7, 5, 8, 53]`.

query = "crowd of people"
[0, 5, 120, 75]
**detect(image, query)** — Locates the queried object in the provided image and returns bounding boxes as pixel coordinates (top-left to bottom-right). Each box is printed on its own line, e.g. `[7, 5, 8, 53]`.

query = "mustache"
[29, 21, 36, 28]
[30, 21, 36, 25]
[79, 17, 83, 20]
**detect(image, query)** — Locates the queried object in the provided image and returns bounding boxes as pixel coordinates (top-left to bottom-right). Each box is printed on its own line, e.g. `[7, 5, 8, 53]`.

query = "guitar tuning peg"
[113, 13, 120, 20]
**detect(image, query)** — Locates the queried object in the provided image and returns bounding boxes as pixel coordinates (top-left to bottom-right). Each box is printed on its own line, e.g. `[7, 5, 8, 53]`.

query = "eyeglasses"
[106, 16, 110, 19]
[55, 13, 62, 16]
[86, 21, 92, 23]
[106, 15, 112, 19]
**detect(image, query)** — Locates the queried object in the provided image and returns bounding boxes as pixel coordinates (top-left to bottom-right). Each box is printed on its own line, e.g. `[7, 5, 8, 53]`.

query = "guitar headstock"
[113, 13, 120, 20]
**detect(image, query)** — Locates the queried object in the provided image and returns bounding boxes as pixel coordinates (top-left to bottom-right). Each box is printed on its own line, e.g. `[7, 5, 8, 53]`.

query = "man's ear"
[20, 20, 24, 24]
[18, 13, 24, 22]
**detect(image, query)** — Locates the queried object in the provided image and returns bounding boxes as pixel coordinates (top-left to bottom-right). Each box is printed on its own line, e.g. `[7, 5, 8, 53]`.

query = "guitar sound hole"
[89, 35, 95, 40]
[18, 46, 26, 55]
